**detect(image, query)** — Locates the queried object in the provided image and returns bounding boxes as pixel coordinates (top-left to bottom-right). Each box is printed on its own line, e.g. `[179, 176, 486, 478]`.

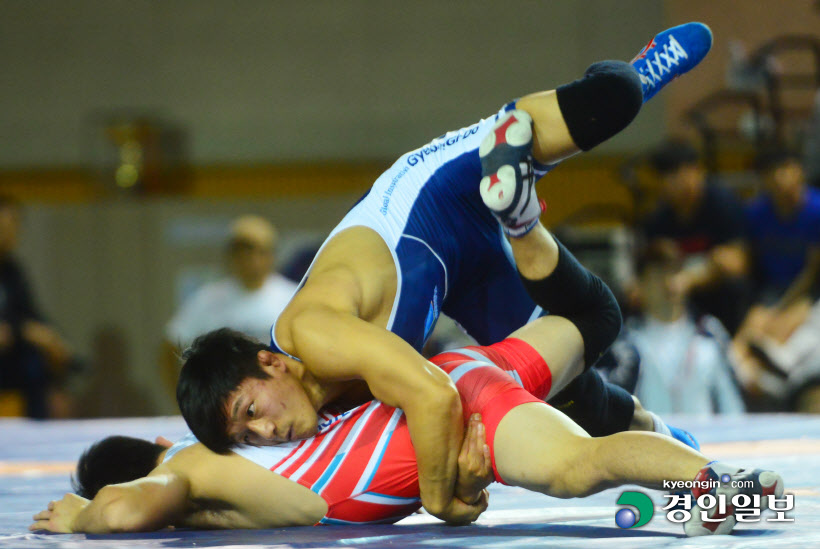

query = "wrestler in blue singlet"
[270, 103, 554, 355]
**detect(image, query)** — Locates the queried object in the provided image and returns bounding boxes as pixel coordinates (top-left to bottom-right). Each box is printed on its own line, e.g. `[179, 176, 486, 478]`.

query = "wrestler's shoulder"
[311, 227, 396, 295]
[269, 227, 399, 353]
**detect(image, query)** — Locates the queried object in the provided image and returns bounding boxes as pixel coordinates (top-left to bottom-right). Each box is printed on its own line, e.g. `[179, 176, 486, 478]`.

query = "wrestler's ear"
[257, 350, 286, 374]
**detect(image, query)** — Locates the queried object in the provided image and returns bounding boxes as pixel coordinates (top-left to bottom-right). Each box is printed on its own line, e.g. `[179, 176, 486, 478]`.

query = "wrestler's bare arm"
[31, 471, 190, 533]
[290, 305, 468, 518]
[174, 444, 326, 529]
[31, 445, 326, 533]
[275, 230, 478, 523]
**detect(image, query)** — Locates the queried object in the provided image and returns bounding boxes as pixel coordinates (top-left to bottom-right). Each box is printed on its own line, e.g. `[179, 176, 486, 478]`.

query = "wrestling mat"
[2, 414, 817, 548]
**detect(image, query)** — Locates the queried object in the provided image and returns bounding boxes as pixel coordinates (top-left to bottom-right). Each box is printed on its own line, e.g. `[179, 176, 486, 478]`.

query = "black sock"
[556, 60, 643, 151]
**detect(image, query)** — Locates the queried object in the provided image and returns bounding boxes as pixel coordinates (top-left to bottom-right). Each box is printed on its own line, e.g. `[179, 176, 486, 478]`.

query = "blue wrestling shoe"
[479, 109, 545, 237]
[630, 22, 713, 102]
[669, 425, 701, 451]
[684, 462, 785, 536]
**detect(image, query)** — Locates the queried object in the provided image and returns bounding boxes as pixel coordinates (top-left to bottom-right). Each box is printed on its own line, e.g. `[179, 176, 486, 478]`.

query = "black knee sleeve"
[519, 238, 622, 367]
[556, 60, 643, 151]
[548, 369, 635, 437]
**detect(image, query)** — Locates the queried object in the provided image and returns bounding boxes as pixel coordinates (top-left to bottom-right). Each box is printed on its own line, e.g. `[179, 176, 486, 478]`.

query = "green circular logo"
[615, 491, 654, 528]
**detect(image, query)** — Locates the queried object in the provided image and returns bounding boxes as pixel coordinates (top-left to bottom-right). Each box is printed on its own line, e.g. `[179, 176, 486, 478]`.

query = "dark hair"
[72, 436, 165, 499]
[176, 328, 270, 454]
[649, 139, 700, 175]
[755, 148, 802, 173]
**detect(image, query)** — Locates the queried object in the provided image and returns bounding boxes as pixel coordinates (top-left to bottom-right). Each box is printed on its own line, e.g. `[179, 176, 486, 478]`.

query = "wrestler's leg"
[483, 184, 696, 442]
[451, 362, 773, 505]
[504, 222, 642, 435]
[481, 61, 644, 189]
[504, 316, 583, 400]
[493, 402, 706, 496]
[442, 226, 646, 438]
[453, 26, 714, 441]
[510, 223, 620, 369]
[492, 401, 783, 537]
[466, 327, 661, 437]
[448, 354, 781, 537]
[481, 24, 713, 236]
[479, 62, 643, 235]
[520, 22, 714, 166]
[443, 221, 617, 379]
[515, 90, 579, 165]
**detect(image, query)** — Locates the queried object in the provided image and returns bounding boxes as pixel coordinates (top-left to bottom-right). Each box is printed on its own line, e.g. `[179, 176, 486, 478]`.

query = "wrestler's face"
[224, 352, 319, 446]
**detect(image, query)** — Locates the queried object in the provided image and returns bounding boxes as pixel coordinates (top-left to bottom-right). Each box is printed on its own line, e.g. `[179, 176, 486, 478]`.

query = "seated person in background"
[637, 139, 750, 334]
[160, 215, 297, 393]
[0, 195, 78, 418]
[623, 246, 745, 415]
[784, 340, 820, 413]
[754, 298, 820, 413]
[732, 150, 820, 400]
[32, 325, 783, 537]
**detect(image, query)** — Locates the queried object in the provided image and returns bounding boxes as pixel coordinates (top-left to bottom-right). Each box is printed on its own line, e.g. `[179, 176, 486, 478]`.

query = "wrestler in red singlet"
[238, 338, 551, 524]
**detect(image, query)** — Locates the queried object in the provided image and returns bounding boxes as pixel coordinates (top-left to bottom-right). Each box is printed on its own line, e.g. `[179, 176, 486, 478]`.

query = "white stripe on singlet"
[276, 419, 349, 481]
[353, 492, 419, 506]
[311, 402, 380, 494]
[272, 438, 316, 475]
[447, 361, 490, 384]
[448, 348, 488, 363]
[352, 406, 404, 495]
[447, 348, 523, 386]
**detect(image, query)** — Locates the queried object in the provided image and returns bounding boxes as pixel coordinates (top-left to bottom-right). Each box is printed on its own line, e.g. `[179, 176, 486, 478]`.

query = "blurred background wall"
[1, 0, 818, 416]
[1, 0, 665, 169]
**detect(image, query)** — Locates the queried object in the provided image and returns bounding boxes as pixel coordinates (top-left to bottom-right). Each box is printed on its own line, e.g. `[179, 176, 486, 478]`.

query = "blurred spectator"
[161, 215, 297, 393]
[744, 150, 820, 306]
[635, 139, 750, 334]
[735, 298, 820, 412]
[731, 150, 820, 401]
[0, 195, 78, 418]
[622, 247, 745, 415]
